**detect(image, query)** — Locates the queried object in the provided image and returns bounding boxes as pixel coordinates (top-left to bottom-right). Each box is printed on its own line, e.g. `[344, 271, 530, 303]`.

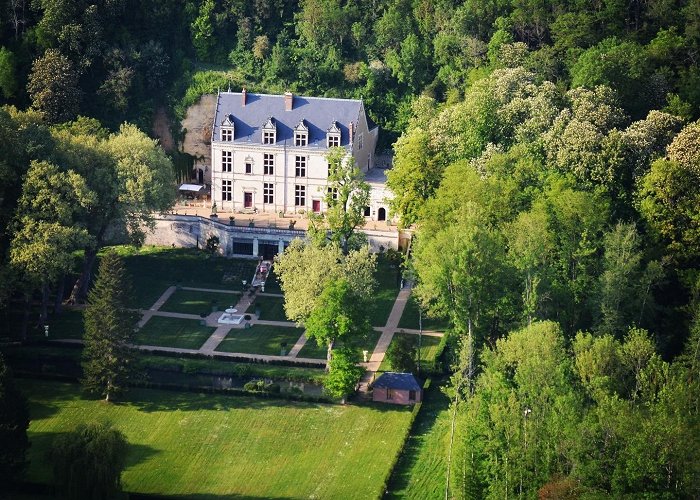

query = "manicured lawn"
[246, 295, 288, 321]
[160, 289, 241, 315]
[21, 380, 413, 498]
[398, 296, 451, 332]
[378, 333, 443, 372]
[135, 316, 215, 350]
[298, 329, 384, 360]
[215, 325, 304, 356]
[368, 257, 401, 327]
[106, 246, 258, 309]
[386, 380, 451, 498]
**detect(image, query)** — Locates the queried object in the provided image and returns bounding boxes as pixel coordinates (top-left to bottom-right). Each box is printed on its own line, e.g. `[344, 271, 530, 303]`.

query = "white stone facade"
[209, 91, 390, 220]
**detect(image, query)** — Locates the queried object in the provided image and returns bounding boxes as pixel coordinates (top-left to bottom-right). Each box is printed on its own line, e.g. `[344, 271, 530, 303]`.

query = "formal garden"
[1, 244, 451, 498]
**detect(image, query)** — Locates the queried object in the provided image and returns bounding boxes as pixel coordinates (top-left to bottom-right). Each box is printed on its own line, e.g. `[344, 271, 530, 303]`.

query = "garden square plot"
[368, 256, 402, 327]
[21, 380, 413, 499]
[161, 289, 241, 315]
[215, 325, 304, 356]
[106, 246, 258, 309]
[378, 333, 443, 372]
[398, 296, 450, 332]
[135, 316, 215, 350]
[298, 329, 383, 360]
[245, 295, 287, 321]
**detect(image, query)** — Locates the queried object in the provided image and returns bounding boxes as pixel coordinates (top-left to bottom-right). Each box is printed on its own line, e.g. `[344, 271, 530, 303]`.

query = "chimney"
[242, 88, 247, 107]
[349, 122, 354, 145]
[284, 91, 293, 111]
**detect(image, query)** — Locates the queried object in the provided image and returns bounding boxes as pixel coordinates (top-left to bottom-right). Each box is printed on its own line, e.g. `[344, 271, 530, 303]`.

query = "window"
[295, 156, 306, 177]
[363, 206, 370, 216]
[264, 153, 274, 175]
[327, 162, 333, 178]
[327, 187, 338, 201]
[245, 162, 252, 174]
[294, 185, 306, 206]
[295, 132, 308, 147]
[221, 128, 233, 141]
[357, 133, 363, 150]
[263, 129, 275, 144]
[222, 151, 232, 172]
[328, 134, 340, 148]
[409, 390, 416, 401]
[222, 180, 232, 201]
[263, 183, 274, 204]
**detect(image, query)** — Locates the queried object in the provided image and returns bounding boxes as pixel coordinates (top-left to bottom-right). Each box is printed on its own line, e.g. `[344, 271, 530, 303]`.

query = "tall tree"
[50, 422, 128, 500]
[304, 278, 372, 367]
[27, 49, 81, 123]
[309, 146, 370, 254]
[82, 251, 138, 401]
[0, 353, 29, 487]
[324, 347, 364, 403]
[274, 239, 376, 324]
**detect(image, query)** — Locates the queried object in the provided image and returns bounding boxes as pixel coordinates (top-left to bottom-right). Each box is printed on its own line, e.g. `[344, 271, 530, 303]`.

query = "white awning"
[179, 183, 204, 192]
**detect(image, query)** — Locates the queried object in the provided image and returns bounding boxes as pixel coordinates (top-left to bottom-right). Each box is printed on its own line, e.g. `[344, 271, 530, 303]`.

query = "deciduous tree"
[27, 49, 81, 123]
[50, 422, 128, 500]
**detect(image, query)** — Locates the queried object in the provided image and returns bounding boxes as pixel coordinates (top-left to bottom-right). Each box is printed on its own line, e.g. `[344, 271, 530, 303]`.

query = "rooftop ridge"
[218, 90, 363, 104]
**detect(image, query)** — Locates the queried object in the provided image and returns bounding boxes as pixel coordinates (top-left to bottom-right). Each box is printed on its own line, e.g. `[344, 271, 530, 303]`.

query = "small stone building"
[372, 372, 423, 405]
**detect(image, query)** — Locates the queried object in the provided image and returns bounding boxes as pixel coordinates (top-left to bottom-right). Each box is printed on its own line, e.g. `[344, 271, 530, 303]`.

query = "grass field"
[215, 325, 304, 356]
[45, 309, 85, 340]
[398, 297, 451, 332]
[160, 289, 241, 315]
[378, 334, 443, 372]
[21, 380, 413, 499]
[246, 295, 288, 321]
[298, 329, 384, 359]
[386, 380, 451, 498]
[135, 316, 215, 350]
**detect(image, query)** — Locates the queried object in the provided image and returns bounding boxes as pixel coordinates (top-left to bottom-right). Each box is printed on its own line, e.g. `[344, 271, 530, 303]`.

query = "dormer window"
[262, 117, 276, 145]
[294, 119, 308, 147]
[327, 121, 341, 148]
[221, 115, 234, 141]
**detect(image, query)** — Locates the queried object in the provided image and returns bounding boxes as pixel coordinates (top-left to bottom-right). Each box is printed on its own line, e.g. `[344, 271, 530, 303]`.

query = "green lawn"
[246, 295, 288, 321]
[262, 267, 283, 294]
[398, 296, 451, 332]
[160, 289, 241, 315]
[378, 334, 443, 372]
[21, 380, 413, 498]
[215, 325, 304, 356]
[386, 380, 451, 498]
[368, 257, 401, 327]
[135, 316, 215, 350]
[106, 246, 258, 309]
[298, 329, 384, 360]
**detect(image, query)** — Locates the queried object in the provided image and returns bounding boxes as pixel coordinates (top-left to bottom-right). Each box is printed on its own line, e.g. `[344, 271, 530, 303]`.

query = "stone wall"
[143, 214, 399, 257]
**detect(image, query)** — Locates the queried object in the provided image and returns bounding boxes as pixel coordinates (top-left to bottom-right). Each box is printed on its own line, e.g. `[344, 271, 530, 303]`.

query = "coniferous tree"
[82, 251, 138, 402]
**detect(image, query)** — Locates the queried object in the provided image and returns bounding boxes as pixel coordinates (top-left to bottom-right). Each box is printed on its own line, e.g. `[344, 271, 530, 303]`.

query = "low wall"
[143, 214, 399, 256]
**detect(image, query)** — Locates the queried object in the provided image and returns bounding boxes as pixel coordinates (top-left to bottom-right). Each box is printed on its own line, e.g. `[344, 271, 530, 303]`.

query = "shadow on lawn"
[121, 388, 326, 413]
[29, 431, 160, 479]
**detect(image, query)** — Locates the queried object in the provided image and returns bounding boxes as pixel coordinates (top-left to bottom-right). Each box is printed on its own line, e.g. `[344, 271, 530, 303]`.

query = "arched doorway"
[197, 168, 204, 184]
[378, 207, 386, 221]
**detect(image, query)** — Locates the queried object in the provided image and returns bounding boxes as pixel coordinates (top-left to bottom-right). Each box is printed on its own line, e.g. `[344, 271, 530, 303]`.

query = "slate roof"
[373, 372, 422, 391]
[213, 92, 372, 148]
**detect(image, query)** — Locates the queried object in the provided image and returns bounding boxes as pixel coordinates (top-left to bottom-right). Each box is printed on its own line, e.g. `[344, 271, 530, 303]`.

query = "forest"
[1, 0, 700, 498]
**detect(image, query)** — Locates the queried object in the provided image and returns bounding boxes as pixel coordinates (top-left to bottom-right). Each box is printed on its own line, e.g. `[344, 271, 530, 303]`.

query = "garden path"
[358, 282, 413, 392]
